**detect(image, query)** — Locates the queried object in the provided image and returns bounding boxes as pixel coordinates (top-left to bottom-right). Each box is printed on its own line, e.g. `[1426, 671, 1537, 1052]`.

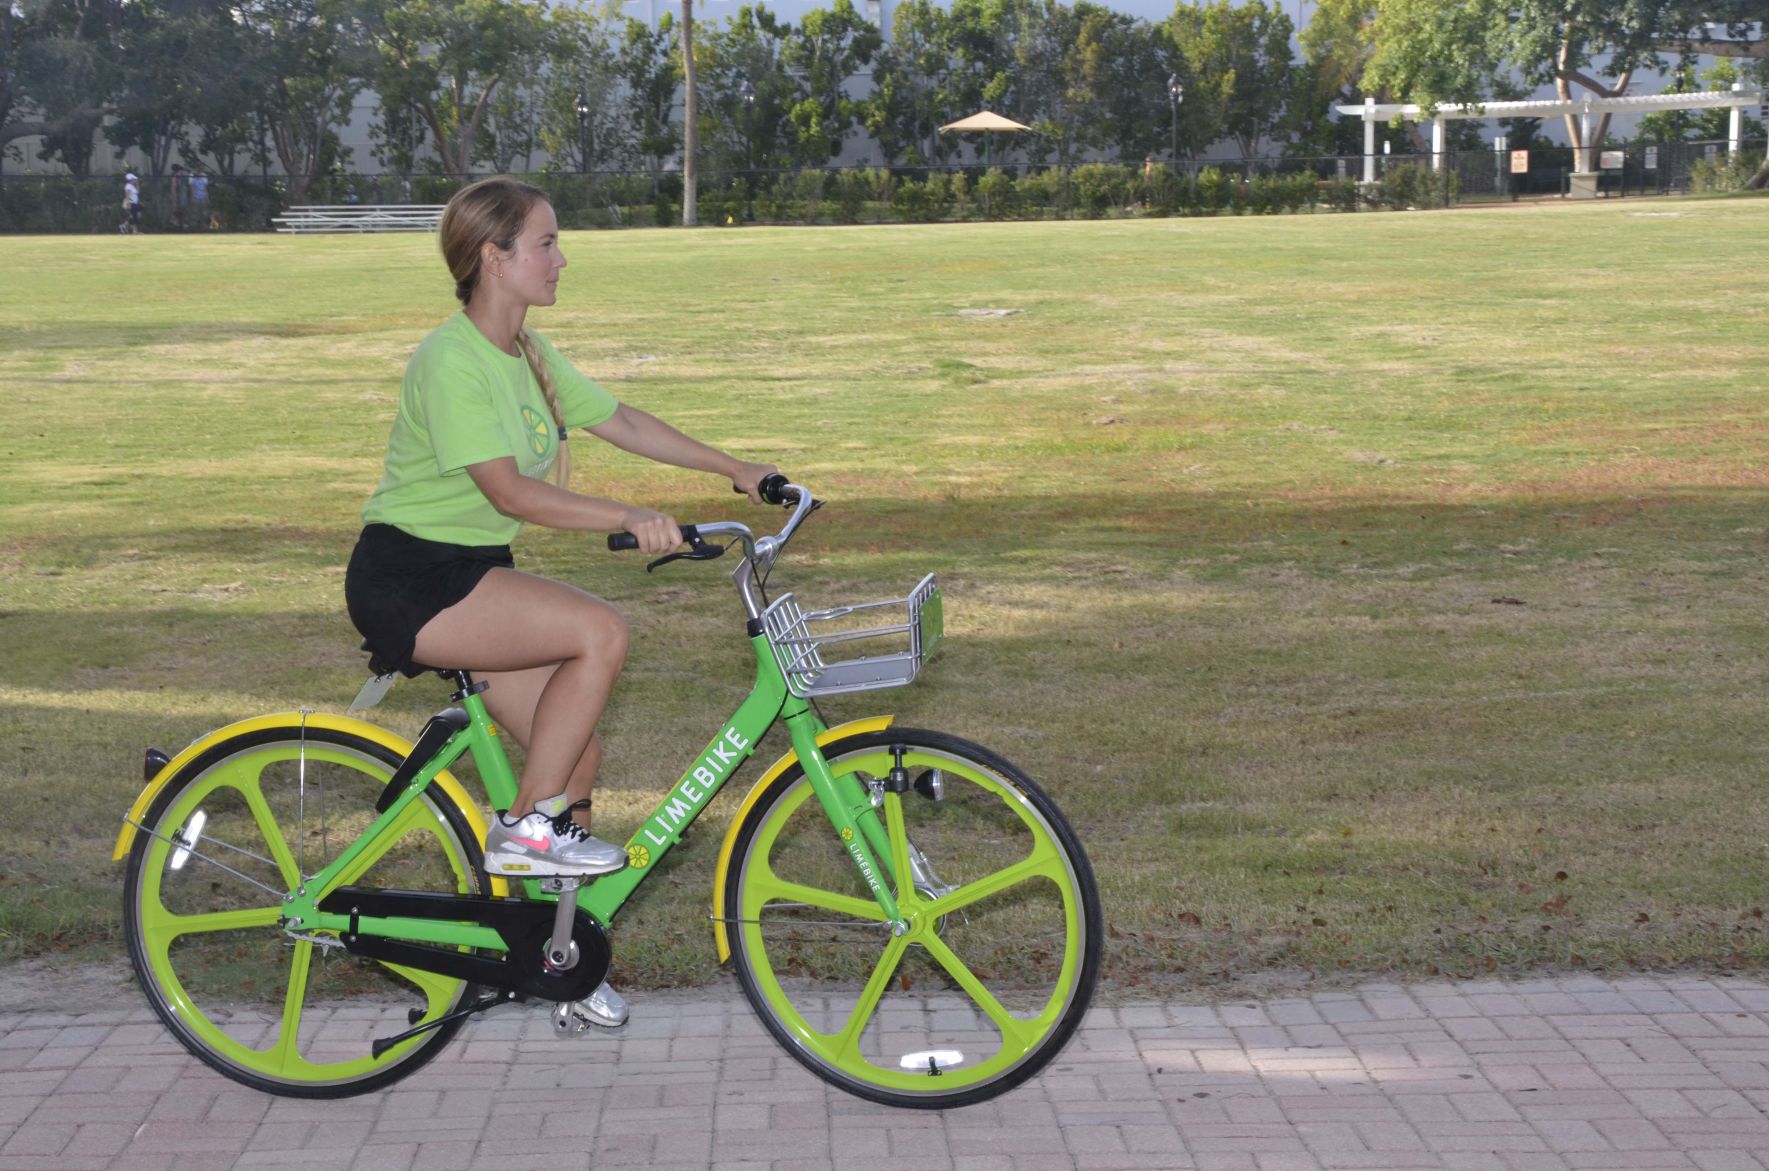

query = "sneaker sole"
[482, 855, 627, 877]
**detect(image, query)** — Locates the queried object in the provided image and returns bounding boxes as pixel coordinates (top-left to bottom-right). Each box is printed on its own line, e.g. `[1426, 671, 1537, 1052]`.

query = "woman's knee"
[567, 600, 629, 667]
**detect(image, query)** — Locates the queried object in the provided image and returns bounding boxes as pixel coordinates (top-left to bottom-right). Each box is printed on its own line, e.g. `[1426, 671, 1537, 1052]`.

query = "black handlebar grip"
[733, 473, 795, 504]
[759, 473, 795, 506]
[607, 524, 699, 552]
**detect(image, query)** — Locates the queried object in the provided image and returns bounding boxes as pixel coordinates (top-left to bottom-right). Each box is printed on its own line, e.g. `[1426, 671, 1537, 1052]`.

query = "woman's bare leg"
[412, 568, 627, 816]
[472, 661, 604, 831]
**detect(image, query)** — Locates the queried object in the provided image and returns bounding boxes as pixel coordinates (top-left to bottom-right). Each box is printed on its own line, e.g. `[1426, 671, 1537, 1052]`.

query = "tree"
[233, 0, 364, 200]
[782, 0, 880, 166]
[350, 0, 548, 180]
[679, 0, 698, 224]
[2, 0, 125, 177]
[1364, 0, 1760, 173]
[697, 5, 799, 174]
[614, 15, 679, 175]
[1168, 0, 1296, 170]
[534, 6, 621, 173]
[867, 0, 953, 165]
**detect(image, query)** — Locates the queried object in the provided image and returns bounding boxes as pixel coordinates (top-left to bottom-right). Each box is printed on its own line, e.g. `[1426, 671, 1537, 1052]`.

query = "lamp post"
[739, 77, 757, 222]
[1167, 74, 1184, 170]
[575, 92, 591, 175]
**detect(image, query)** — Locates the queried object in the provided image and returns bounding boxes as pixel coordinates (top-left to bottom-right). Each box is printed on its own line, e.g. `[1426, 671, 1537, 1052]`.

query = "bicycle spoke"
[832, 935, 910, 1062]
[142, 906, 283, 950]
[920, 930, 1039, 1052]
[270, 938, 314, 1076]
[921, 845, 1063, 919]
[238, 770, 302, 890]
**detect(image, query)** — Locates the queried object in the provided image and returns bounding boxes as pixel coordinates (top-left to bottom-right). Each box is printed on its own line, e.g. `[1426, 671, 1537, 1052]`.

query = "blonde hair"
[439, 177, 571, 488]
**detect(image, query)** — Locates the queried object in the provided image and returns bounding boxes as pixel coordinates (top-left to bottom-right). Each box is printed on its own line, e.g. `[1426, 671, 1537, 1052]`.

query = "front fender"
[710, 715, 895, 964]
[113, 711, 494, 866]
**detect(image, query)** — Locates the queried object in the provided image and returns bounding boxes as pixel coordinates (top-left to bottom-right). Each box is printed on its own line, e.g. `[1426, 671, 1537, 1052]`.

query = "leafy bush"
[831, 169, 870, 222]
[1377, 163, 1459, 210]
[1195, 166, 1230, 215]
[892, 177, 944, 222]
[1691, 150, 1765, 193]
[975, 168, 1016, 219]
[1321, 179, 1361, 213]
[793, 169, 826, 223]
[1071, 163, 1132, 218]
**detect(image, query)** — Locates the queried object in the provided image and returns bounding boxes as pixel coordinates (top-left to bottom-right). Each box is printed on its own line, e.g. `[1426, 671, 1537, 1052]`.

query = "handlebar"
[604, 474, 800, 554]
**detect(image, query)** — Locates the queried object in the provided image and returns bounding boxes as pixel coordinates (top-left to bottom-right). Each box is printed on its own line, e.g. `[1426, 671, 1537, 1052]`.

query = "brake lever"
[645, 534, 728, 573]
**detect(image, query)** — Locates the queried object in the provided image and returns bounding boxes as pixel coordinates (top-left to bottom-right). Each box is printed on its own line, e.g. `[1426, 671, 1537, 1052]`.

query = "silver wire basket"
[761, 574, 944, 697]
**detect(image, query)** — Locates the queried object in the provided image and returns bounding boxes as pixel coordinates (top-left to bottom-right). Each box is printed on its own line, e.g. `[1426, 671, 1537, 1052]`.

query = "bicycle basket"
[761, 574, 943, 698]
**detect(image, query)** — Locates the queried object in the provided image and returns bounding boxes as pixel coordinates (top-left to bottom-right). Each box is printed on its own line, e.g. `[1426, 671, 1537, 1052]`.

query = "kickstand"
[371, 990, 517, 1058]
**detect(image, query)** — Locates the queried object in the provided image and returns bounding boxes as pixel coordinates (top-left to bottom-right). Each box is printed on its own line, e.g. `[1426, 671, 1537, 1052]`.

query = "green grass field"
[4, 196, 1769, 994]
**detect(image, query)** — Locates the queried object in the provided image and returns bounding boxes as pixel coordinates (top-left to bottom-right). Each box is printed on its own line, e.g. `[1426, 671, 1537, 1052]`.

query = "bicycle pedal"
[551, 1000, 611, 1037]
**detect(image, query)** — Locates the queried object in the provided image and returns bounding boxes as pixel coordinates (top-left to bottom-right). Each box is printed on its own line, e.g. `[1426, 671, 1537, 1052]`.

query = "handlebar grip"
[607, 524, 699, 552]
[758, 473, 796, 506]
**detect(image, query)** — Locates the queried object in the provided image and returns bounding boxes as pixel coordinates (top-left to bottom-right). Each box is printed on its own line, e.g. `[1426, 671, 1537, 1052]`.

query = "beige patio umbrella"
[938, 110, 1032, 167]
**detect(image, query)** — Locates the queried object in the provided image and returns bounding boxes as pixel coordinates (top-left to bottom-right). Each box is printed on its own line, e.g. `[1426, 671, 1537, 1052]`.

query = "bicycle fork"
[782, 710, 908, 931]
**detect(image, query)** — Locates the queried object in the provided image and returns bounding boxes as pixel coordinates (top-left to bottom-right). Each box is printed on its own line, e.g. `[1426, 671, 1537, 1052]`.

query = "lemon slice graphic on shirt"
[521, 406, 551, 456]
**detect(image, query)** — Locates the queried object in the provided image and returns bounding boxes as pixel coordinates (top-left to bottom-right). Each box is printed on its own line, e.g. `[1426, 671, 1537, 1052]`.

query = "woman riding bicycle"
[344, 176, 775, 1029]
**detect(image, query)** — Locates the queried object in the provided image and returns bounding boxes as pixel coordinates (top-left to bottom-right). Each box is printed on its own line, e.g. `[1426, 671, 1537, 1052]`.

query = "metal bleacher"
[271, 204, 446, 233]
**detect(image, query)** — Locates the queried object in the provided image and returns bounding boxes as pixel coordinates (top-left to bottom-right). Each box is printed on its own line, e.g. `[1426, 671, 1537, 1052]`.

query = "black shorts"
[344, 523, 514, 677]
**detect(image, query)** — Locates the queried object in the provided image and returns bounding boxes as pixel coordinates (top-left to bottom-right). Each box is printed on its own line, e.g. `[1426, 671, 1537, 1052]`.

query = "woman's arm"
[589, 404, 776, 502]
[465, 458, 682, 554]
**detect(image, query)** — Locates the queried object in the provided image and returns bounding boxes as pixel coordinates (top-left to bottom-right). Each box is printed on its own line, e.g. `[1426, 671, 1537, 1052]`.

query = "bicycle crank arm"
[318, 887, 611, 1002]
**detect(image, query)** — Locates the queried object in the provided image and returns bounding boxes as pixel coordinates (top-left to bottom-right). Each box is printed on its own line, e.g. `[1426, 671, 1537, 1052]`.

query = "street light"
[739, 77, 757, 222]
[1167, 74, 1184, 168]
[574, 92, 591, 174]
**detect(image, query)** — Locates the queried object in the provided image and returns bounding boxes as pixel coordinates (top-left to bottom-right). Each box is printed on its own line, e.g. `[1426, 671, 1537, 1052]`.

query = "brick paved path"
[6, 974, 1769, 1170]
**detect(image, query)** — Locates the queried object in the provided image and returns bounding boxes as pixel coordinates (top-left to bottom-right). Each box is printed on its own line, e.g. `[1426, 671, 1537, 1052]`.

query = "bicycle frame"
[278, 629, 907, 950]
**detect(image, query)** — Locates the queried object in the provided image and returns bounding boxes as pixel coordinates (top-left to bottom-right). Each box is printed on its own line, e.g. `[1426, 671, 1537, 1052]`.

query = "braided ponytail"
[515, 327, 571, 488]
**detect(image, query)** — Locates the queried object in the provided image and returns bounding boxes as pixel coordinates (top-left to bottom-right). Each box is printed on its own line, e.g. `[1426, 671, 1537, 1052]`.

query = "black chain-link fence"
[3, 138, 1761, 233]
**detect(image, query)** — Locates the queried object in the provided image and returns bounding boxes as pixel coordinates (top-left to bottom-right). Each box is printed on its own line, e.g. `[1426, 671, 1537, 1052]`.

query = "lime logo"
[520, 406, 551, 457]
[840, 827, 854, 842]
[627, 844, 650, 869]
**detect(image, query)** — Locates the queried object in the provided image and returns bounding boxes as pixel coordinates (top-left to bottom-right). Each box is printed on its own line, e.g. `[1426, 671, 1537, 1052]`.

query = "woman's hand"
[619, 506, 683, 555]
[730, 461, 780, 505]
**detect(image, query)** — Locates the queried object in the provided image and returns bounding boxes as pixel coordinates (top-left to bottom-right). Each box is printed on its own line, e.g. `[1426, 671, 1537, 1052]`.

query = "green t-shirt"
[361, 313, 619, 546]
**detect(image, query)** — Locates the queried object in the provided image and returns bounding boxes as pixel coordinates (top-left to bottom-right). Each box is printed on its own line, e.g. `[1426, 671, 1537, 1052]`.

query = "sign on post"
[1510, 150, 1530, 174]
[1599, 150, 1624, 170]
[1644, 146, 1659, 170]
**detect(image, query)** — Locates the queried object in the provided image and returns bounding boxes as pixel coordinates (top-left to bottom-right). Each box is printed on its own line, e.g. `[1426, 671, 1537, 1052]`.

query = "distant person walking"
[191, 166, 211, 228]
[122, 172, 141, 234]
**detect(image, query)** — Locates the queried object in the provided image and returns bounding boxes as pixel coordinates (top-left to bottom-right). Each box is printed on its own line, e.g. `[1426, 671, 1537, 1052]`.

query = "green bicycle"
[115, 477, 1102, 1108]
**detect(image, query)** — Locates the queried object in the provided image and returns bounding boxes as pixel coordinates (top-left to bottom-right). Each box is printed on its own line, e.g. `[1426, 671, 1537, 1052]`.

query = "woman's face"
[488, 201, 566, 308]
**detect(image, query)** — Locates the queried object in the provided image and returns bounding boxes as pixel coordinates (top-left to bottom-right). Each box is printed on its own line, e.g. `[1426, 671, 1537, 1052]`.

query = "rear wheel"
[122, 724, 486, 1097]
[724, 728, 1102, 1108]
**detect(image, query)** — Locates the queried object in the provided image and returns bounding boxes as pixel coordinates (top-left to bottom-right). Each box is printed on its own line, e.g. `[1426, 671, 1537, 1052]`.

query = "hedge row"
[0, 162, 1463, 233]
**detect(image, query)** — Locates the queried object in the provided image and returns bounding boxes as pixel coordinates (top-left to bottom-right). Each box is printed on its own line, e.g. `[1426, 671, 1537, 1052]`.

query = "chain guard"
[317, 886, 611, 1003]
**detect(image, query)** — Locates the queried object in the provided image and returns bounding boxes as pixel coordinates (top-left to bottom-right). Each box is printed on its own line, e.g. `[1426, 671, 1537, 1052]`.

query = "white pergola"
[1335, 87, 1767, 183]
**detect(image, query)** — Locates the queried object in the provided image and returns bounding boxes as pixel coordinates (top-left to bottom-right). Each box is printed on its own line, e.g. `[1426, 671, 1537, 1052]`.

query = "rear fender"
[113, 712, 494, 873]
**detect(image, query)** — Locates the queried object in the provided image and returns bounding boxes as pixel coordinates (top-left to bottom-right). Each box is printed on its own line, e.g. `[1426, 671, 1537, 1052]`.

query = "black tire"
[723, 728, 1102, 1108]
[123, 724, 486, 1097]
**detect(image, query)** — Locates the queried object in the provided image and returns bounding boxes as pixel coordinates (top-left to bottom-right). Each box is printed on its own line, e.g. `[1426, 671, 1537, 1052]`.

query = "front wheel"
[723, 729, 1102, 1108]
[122, 723, 486, 1097]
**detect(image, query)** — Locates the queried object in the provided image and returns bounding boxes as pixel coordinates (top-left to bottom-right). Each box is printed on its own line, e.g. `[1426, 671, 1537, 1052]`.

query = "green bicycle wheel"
[122, 724, 486, 1097]
[724, 728, 1102, 1108]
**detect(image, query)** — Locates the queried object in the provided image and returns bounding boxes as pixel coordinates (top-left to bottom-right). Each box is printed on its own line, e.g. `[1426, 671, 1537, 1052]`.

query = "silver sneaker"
[552, 980, 629, 1035]
[484, 794, 626, 877]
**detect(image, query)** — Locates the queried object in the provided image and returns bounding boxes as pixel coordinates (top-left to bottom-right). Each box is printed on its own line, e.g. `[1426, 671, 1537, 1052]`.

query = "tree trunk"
[679, 0, 697, 226]
[1748, 156, 1769, 190]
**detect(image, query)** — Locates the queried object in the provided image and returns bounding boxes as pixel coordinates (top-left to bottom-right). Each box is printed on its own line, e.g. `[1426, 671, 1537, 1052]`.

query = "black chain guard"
[317, 886, 611, 1003]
